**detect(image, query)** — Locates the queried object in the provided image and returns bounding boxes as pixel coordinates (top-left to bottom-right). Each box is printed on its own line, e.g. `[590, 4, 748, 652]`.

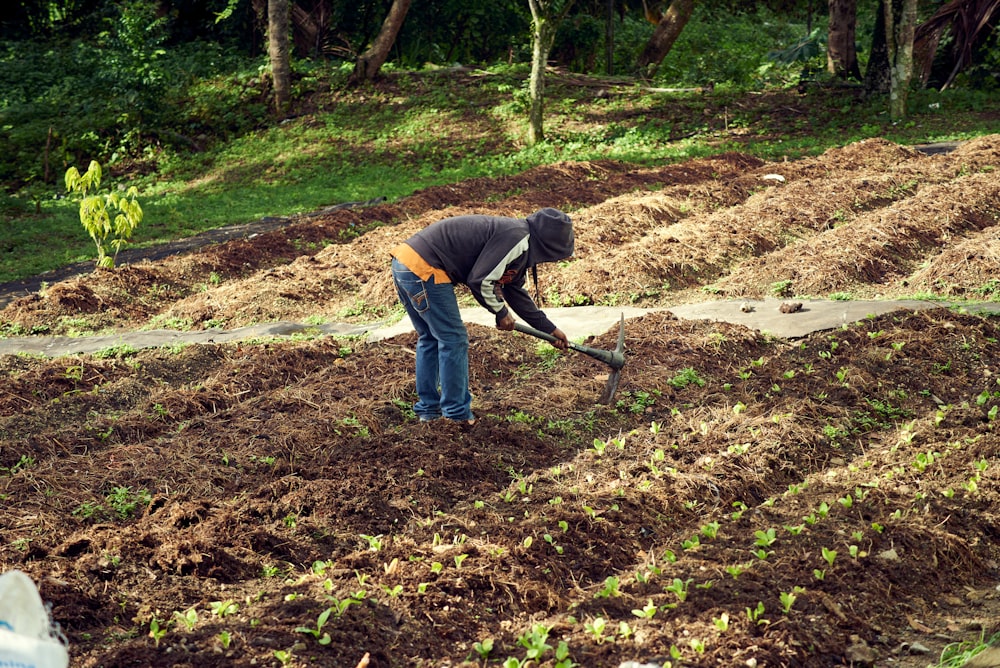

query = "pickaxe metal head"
[513, 313, 627, 404]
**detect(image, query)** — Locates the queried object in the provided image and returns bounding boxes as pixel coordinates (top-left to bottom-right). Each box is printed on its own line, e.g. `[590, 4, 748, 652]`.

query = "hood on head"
[526, 208, 574, 266]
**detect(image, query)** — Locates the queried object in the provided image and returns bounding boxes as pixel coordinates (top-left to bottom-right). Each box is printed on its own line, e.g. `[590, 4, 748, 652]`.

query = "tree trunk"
[636, 0, 696, 77]
[885, 0, 918, 120]
[268, 0, 291, 116]
[864, 0, 892, 95]
[827, 0, 862, 79]
[349, 0, 412, 85]
[526, 0, 575, 146]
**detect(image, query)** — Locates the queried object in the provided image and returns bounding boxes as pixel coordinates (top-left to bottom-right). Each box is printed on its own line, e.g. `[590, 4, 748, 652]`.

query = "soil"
[2, 136, 1000, 668]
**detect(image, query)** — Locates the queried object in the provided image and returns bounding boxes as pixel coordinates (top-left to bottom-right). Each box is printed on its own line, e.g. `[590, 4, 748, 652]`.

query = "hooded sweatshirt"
[392, 208, 574, 333]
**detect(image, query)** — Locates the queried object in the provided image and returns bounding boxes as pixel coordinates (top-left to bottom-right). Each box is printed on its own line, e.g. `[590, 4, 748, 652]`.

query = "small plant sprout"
[273, 650, 292, 666]
[543, 534, 564, 554]
[780, 588, 805, 614]
[661, 548, 678, 563]
[590, 438, 608, 456]
[814, 569, 826, 580]
[632, 599, 658, 619]
[713, 612, 730, 632]
[148, 618, 167, 647]
[553, 641, 576, 668]
[595, 576, 621, 598]
[454, 553, 469, 569]
[700, 521, 720, 539]
[618, 621, 634, 640]
[838, 494, 854, 509]
[849, 544, 860, 559]
[754, 528, 777, 547]
[172, 607, 198, 631]
[784, 524, 805, 536]
[817, 501, 830, 518]
[726, 562, 749, 579]
[210, 600, 239, 618]
[822, 546, 838, 568]
[217, 630, 232, 650]
[851, 530, 864, 542]
[295, 607, 334, 645]
[746, 602, 767, 625]
[473, 638, 494, 660]
[665, 577, 692, 603]
[584, 616, 609, 644]
[360, 534, 383, 551]
[752, 548, 770, 561]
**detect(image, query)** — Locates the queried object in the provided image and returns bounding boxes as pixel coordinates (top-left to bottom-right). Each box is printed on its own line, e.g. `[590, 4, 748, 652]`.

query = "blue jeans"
[391, 258, 473, 421]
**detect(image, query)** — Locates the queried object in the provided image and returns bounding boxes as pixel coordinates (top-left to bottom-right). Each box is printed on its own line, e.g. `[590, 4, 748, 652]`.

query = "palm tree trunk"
[268, 0, 291, 115]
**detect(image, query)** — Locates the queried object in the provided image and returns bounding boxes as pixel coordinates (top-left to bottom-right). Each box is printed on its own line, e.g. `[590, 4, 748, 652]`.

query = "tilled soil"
[1, 136, 1000, 668]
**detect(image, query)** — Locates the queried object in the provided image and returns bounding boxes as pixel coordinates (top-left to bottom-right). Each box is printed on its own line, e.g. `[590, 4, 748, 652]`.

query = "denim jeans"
[391, 257, 473, 421]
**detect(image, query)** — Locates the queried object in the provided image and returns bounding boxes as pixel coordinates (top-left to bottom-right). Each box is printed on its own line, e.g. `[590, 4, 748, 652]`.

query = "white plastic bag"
[0, 570, 69, 668]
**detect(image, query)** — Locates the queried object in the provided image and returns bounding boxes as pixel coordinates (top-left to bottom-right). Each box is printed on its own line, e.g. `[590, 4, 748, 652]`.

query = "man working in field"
[390, 208, 574, 425]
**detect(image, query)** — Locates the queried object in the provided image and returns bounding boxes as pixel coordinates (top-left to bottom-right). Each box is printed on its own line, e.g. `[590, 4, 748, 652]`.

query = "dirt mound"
[1, 138, 999, 668]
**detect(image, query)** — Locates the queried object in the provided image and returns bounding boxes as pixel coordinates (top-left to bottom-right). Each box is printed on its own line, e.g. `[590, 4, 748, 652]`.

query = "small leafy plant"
[64, 160, 144, 269]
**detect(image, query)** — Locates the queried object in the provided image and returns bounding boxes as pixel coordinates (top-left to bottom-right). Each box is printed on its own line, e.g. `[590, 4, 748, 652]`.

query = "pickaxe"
[514, 313, 626, 404]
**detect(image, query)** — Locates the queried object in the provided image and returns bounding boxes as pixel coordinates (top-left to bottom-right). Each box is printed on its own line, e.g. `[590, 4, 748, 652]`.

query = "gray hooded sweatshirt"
[399, 208, 574, 333]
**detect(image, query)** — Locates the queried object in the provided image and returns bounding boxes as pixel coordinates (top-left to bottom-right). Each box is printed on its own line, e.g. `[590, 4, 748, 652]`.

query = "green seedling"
[518, 623, 553, 661]
[274, 650, 292, 665]
[700, 521, 720, 539]
[172, 608, 198, 631]
[360, 534, 383, 551]
[754, 528, 777, 547]
[681, 534, 701, 550]
[780, 588, 803, 613]
[595, 576, 621, 598]
[295, 607, 334, 645]
[543, 534, 564, 555]
[454, 553, 469, 568]
[210, 600, 239, 618]
[148, 618, 167, 647]
[814, 569, 826, 580]
[665, 577, 692, 602]
[822, 547, 837, 567]
[713, 612, 730, 632]
[838, 494, 854, 509]
[474, 638, 494, 660]
[752, 548, 770, 561]
[746, 602, 767, 625]
[632, 599, 658, 619]
[584, 616, 609, 644]
[217, 630, 232, 649]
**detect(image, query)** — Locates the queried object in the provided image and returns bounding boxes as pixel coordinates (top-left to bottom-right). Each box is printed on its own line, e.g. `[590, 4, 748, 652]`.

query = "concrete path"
[2, 299, 998, 358]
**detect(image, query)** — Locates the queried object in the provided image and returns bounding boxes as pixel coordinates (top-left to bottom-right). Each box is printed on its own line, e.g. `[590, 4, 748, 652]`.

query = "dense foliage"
[0, 1, 996, 223]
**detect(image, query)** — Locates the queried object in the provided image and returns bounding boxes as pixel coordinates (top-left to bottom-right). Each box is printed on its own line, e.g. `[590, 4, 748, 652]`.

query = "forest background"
[0, 0, 998, 286]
